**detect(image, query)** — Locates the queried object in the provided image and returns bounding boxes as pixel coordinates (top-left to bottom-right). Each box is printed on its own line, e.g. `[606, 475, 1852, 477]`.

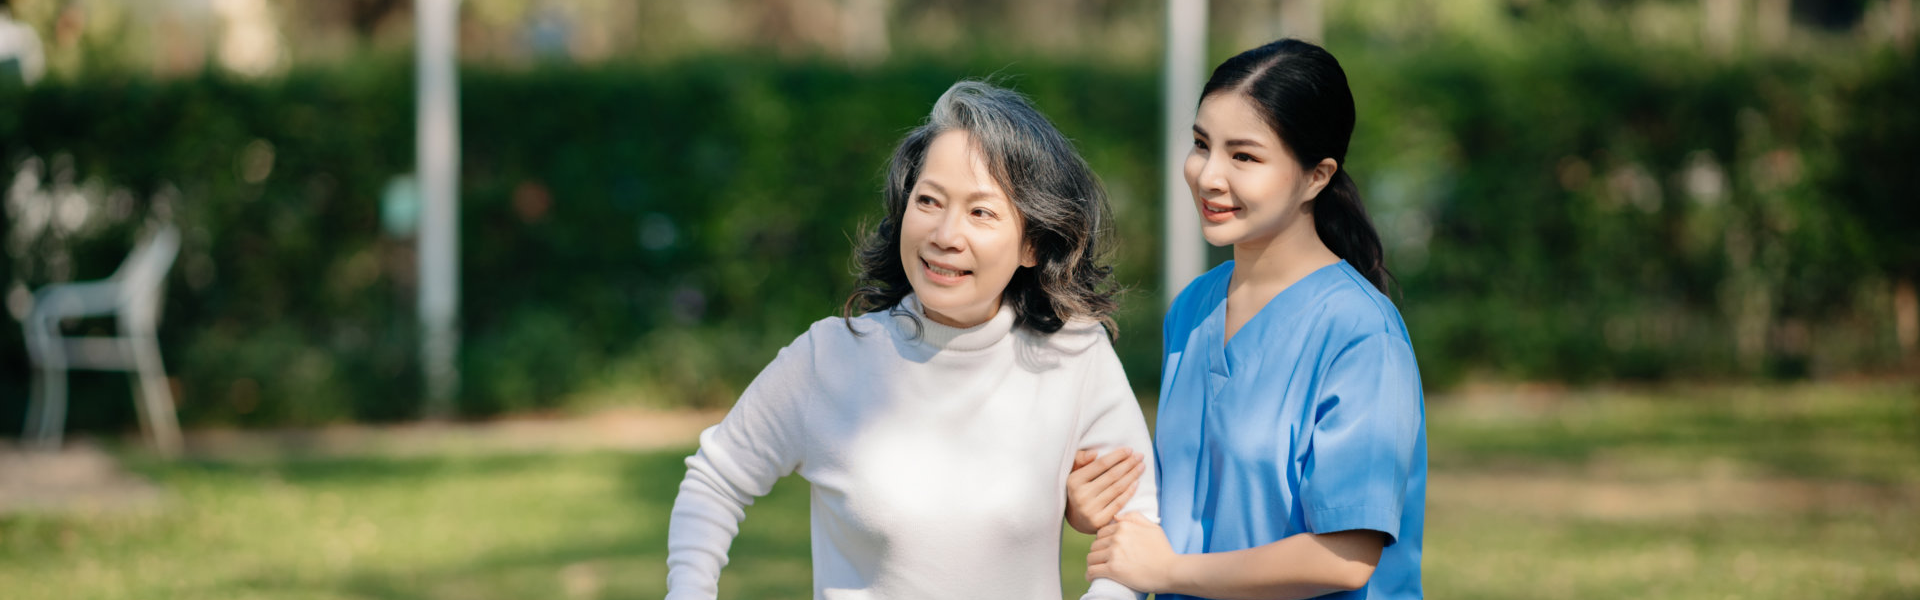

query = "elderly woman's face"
[898, 130, 1034, 329]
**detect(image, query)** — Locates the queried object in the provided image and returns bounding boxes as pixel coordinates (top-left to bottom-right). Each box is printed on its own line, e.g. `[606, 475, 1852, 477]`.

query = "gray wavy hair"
[843, 80, 1119, 337]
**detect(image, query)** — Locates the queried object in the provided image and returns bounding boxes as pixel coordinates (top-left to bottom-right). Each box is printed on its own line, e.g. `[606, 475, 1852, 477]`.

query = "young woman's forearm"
[1159, 530, 1385, 600]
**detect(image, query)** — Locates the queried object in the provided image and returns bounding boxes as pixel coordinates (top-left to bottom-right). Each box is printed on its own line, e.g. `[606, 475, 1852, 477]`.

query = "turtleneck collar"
[892, 294, 1015, 352]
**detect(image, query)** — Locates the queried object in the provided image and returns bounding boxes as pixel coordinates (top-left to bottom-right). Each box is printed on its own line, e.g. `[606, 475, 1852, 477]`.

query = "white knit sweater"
[666, 296, 1157, 599]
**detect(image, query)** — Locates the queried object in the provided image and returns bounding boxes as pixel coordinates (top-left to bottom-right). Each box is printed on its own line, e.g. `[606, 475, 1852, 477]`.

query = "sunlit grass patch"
[2, 381, 1915, 599]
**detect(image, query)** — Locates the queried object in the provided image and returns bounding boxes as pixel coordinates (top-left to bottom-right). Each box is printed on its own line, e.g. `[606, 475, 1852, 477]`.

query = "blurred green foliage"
[0, 39, 1913, 429]
[0, 55, 1164, 429]
[1363, 41, 1919, 385]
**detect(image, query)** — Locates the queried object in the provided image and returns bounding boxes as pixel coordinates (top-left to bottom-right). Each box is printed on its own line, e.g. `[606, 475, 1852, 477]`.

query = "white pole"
[1278, 0, 1325, 42]
[1163, 0, 1208, 307]
[417, 0, 461, 418]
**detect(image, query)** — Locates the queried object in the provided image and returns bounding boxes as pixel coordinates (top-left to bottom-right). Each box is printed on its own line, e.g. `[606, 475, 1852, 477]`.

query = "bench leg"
[23, 328, 67, 451]
[127, 336, 182, 457]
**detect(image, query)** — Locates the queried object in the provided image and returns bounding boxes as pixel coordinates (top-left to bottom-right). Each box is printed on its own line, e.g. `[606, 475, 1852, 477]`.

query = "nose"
[927, 208, 966, 252]
[1195, 153, 1229, 196]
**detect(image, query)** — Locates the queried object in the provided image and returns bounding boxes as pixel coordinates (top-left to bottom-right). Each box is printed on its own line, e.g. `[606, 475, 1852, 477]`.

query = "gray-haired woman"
[665, 80, 1158, 599]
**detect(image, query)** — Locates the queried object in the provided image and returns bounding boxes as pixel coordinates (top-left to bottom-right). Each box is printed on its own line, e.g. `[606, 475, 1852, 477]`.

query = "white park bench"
[21, 224, 183, 457]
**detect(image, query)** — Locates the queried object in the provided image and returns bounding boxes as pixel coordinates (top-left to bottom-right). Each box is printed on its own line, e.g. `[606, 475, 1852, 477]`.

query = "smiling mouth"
[1201, 202, 1241, 222]
[923, 259, 972, 278]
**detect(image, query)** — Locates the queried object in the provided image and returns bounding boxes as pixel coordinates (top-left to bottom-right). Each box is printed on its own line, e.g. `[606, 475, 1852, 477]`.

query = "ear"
[1021, 240, 1039, 268]
[1301, 158, 1339, 201]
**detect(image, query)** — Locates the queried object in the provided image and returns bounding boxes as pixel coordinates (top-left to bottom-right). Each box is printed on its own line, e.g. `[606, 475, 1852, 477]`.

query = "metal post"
[417, 0, 461, 418]
[1163, 0, 1208, 307]
[1278, 0, 1325, 42]
[1702, 0, 1741, 56]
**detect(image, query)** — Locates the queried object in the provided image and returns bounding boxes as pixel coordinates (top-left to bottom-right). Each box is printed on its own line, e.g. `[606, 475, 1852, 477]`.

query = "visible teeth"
[928, 262, 966, 277]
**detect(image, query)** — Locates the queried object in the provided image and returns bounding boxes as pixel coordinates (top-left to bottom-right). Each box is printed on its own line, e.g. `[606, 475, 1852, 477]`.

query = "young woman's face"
[1184, 92, 1331, 247]
[899, 130, 1035, 329]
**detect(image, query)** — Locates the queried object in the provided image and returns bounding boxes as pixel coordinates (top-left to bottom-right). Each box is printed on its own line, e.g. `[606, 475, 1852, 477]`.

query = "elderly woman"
[664, 80, 1158, 600]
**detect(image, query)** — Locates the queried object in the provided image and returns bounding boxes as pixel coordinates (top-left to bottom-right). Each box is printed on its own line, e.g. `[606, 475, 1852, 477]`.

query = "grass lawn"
[2, 380, 1915, 599]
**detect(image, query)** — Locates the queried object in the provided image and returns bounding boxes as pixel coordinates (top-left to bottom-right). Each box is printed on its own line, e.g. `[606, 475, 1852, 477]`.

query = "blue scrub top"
[1155, 260, 1426, 600]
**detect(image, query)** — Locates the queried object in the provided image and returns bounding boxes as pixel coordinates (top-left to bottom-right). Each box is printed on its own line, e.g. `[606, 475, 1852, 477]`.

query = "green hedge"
[0, 56, 1166, 430]
[1364, 41, 1917, 384]
[0, 43, 1911, 432]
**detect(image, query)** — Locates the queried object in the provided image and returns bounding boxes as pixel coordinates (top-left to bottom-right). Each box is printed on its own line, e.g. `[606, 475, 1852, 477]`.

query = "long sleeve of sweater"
[665, 338, 813, 600]
[1076, 339, 1160, 600]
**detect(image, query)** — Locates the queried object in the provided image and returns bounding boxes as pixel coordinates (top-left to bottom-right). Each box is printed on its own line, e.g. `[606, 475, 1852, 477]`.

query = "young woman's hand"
[1086, 512, 1178, 591]
[1064, 448, 1145, 534]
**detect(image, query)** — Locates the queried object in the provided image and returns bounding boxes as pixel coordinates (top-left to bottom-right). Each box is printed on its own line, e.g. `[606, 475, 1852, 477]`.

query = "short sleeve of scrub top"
[1299, 329, 1423, 543]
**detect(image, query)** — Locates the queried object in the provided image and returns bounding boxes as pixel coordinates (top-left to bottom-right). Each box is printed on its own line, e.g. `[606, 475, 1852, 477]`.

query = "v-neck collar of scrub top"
[1202, 260, 1348, 382]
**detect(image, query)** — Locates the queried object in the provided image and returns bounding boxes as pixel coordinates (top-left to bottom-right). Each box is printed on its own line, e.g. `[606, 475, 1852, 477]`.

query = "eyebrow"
[1191, 124, 1268, 149]
[918, 177, 1002, 202]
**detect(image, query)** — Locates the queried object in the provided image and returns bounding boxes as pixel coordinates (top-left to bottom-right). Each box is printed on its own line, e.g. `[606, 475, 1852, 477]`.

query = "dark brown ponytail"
[1312, 169, 1390, 292]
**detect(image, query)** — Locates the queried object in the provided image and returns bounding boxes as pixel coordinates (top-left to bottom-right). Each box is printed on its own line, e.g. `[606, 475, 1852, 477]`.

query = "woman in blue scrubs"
[1071, 39, 1426, 599]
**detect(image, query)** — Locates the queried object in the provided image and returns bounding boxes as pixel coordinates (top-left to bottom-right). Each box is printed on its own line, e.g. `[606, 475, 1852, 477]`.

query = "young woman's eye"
[1192, 138, 1208, 151]
[915, 194, 938, 207]
[1233, 152, 1257, 163]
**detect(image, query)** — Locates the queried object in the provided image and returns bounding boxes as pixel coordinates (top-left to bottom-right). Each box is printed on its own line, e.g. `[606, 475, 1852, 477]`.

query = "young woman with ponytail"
[1063, 39, 1426, 599]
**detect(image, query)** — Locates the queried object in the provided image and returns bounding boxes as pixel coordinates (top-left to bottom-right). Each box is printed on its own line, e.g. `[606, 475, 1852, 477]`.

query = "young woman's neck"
[1231, 215, 1341, 293]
